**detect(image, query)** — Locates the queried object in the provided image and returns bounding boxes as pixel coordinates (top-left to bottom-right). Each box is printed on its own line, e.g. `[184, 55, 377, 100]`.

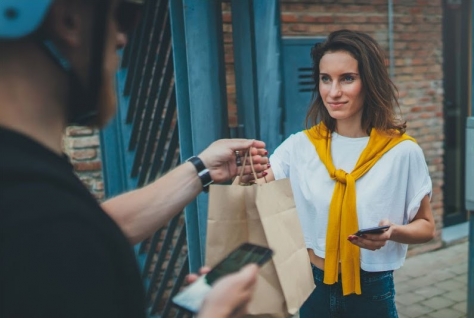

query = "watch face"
[198, 169, 213, 190]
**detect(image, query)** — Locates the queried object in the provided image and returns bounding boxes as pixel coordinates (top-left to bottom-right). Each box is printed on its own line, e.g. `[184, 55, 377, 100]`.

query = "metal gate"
[100, 0, 285, 316]
[100, 0, 190, 316]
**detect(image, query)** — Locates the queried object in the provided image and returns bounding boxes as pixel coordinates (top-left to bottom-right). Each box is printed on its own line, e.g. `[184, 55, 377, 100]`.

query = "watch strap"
[186, 156, 213, 192]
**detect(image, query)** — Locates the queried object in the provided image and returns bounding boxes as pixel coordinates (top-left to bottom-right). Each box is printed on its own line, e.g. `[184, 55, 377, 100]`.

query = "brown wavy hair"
[306, 29, 406, 135]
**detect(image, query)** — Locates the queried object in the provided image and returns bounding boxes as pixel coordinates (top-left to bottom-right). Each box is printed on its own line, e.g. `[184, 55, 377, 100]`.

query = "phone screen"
[206, 243, 273, 285]
[172, 243, 273, 314]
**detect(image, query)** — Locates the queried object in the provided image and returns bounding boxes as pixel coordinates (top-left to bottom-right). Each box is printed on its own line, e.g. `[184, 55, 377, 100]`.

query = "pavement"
[394, 239, 469, 318]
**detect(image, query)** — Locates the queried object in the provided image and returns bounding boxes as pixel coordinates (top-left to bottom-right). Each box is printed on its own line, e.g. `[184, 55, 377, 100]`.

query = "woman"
[246, 29, 435, 317]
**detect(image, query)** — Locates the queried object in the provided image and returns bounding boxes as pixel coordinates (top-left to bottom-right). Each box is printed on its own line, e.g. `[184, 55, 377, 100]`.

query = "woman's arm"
[349, 195, 435, 250]
[388, 195, 436, 244]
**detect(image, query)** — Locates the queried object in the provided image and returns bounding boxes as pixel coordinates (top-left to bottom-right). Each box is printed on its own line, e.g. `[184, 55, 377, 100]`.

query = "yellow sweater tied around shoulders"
[304, 123, 415, 296]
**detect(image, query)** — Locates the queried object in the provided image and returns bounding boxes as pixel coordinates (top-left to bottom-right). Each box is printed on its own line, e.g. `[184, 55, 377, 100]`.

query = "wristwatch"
[186, 156, 213, 193]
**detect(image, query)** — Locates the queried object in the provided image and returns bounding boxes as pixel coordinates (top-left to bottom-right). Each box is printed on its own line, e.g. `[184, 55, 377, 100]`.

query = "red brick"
[222, 24, 232, 33]
[398, 16, 414, 24]
[94, 181, 104, 192]
[281, 13, 299, 23]
[308, 24, 326, 33]
[221, 2, 230, 11]
[71, 149, 97, 161]
[410, 7, 422, 14]
[352, 15, 368, 23]
[222, 12, 231, 23]
[302, 15, 334, 24]
[223, 33, 232, 44]
[67, 126, 94, 136]
[368, 16, 386, 23]
[224, 52, 234, 63]
[290, 24, 309, 32]
[68, 136, 100, 149]
[73, 161, 102, 172]
[336, 16, 360, 23]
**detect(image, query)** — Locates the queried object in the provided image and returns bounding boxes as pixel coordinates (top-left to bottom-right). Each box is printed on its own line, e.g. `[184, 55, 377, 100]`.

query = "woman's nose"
[329, 82, 342, 97]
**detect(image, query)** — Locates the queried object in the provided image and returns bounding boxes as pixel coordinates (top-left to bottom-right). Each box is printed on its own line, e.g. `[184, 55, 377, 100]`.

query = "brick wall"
[222, 6, 238, 127]
[388, 0, 444, 255]
[63, 126, 104, 202]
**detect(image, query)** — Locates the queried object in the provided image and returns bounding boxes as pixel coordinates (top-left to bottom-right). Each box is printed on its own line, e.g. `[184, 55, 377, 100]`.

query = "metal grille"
[116, 0, 190, 316]
[297, 67, 314, 92]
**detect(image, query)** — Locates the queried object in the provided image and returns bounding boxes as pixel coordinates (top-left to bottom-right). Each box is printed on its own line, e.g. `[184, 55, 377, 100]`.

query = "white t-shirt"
[270, 131, 432, 272]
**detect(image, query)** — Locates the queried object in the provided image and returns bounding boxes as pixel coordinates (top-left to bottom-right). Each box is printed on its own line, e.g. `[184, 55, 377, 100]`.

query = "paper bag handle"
[238, 148, 260, 184]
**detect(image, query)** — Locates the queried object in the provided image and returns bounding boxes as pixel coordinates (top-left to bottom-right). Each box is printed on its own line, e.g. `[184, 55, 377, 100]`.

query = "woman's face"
[318, 50, 365, 128]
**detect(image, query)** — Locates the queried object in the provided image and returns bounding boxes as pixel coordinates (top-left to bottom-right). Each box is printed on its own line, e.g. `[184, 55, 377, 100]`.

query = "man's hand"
[185, 266, 211, 284]
[198, 139, 269, 183]
[197, 264, 259, 318]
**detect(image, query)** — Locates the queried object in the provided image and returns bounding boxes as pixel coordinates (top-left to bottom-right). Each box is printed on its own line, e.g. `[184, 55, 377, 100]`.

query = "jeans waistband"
[310, 263, 393, 284]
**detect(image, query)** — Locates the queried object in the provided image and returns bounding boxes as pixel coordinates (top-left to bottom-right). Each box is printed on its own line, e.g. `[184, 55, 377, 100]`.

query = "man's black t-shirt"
[0, 127, 145, 317]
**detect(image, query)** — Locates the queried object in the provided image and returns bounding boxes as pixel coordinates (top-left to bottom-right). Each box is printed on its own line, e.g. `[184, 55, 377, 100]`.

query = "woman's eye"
[342, 75, 355, 82]
[320, 76, 330, 83]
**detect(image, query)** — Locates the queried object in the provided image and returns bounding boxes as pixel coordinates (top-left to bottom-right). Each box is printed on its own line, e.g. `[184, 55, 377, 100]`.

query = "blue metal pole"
[467, 2, 474, 316]
[471, 0, 474, 119]
[100, 109, 127, 198]
[231, 0, 259, 139]
[469, 201, 474, 316]
[169, 0, 202, 273]
[100, 62, 138, 198]
[252, 0, 284, 154]
[169, 0, 228, 270]
[231, 0, 284, 153]
[182, 0, 228, 265]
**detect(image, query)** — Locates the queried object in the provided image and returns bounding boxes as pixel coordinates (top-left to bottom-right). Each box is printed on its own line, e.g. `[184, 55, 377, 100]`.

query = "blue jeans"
[300, 264, 398, 318]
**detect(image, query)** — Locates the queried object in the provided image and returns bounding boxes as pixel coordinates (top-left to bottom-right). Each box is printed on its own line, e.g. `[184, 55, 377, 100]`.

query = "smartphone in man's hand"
[172, 242, 273, 314]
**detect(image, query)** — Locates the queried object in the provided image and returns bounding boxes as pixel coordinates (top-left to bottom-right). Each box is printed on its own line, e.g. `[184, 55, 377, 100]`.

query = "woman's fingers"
[348, 235, 387, 251]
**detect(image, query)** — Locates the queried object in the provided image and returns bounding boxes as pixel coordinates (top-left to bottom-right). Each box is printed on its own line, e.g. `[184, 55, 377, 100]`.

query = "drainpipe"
[388, 0, 395, 79]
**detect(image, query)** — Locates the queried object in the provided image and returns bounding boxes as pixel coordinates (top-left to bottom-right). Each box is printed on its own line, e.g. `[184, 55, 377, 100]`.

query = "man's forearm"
[101, 162, 202, 245]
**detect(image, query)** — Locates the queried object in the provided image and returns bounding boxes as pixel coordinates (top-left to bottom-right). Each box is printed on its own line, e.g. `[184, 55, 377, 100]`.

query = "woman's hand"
[198, 139, 269, 183]
[347, 220, 392, 251]
[349, 195, 435, 249]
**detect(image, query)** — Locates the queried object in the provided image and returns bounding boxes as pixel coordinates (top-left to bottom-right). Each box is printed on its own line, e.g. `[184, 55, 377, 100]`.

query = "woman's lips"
[328, 102, 347, 108]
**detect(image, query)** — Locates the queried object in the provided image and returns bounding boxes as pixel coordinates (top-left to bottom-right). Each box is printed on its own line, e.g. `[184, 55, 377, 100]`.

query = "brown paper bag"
[206, 152, 315, 317]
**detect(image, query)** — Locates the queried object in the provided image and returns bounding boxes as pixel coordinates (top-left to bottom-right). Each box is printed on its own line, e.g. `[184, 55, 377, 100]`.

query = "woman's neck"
[335, 121, 368, 138]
